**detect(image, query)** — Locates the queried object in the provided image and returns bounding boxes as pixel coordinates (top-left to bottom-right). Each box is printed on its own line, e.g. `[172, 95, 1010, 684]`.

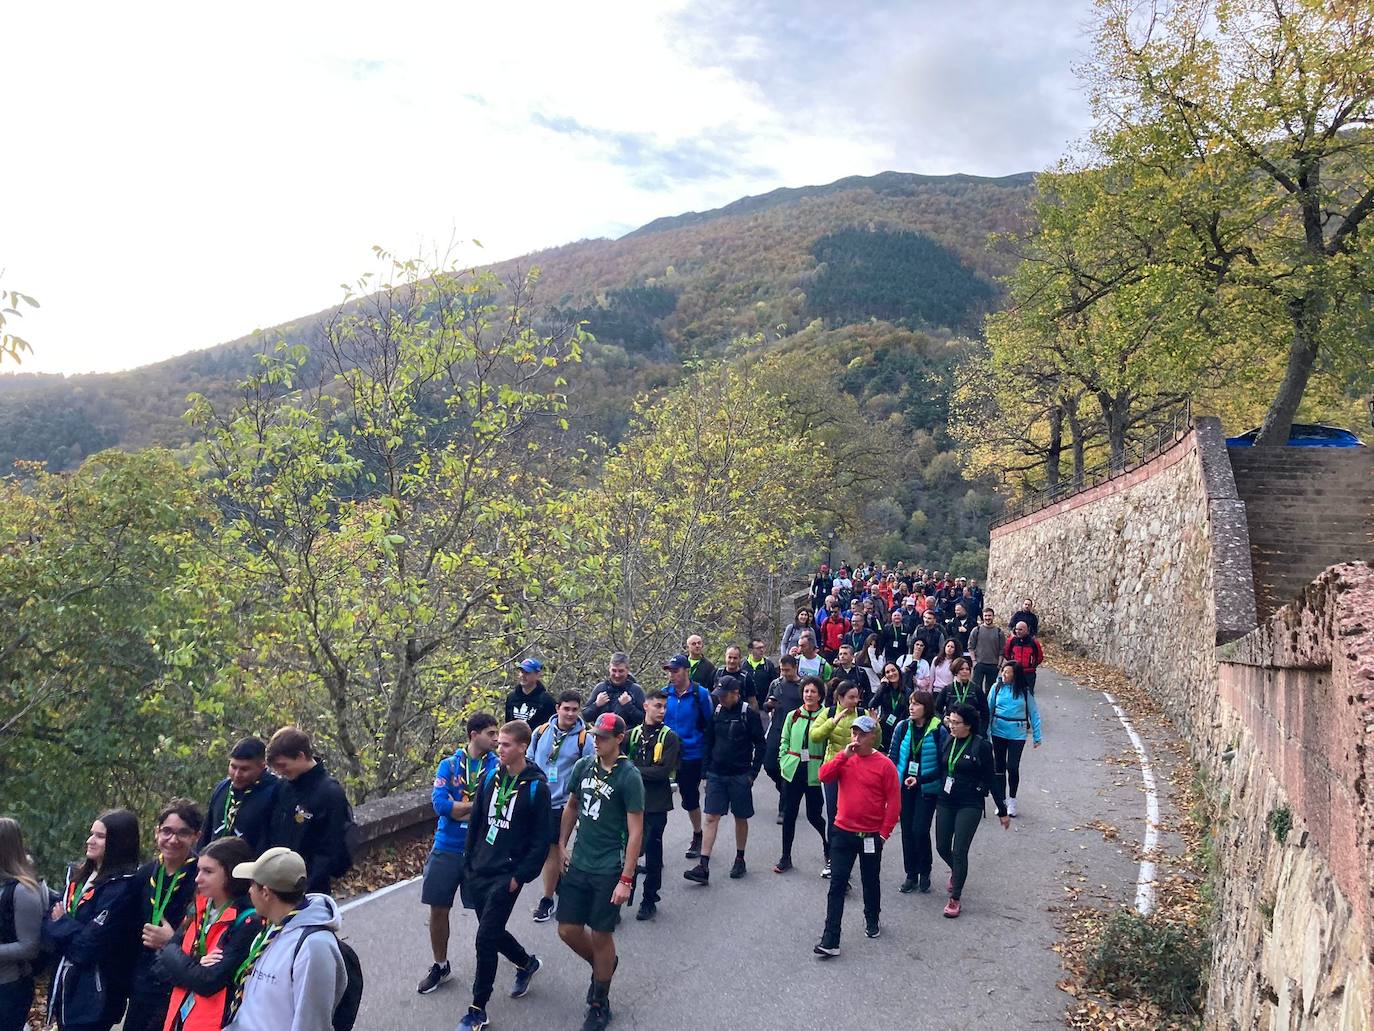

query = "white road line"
[1101, 690, 1161, 916]
[339, 874, 422, 914]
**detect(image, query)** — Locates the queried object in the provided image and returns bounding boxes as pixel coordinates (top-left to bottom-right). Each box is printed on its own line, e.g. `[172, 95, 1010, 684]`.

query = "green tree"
[189, 257, 600, 799]
[0, 451, 256, 871]
[0, 277, 38, 364]
[1086, 0, 1374, 444]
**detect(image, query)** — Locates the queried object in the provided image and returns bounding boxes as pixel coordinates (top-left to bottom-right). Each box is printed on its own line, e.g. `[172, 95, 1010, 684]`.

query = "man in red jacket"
[814, 715, 901, 957]
[1004, 621, 1045, 694]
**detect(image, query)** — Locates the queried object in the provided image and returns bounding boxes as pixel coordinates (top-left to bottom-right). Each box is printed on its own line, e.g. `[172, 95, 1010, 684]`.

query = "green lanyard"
[953, 681, 970, 705]
[149, 863, 187, 926]
[911, 717, 938, 760]
[947, 737, 971, 777]
[229, 909, 298, 1020]
[193, 901, 224, 957]
[493, 772, 519, 817]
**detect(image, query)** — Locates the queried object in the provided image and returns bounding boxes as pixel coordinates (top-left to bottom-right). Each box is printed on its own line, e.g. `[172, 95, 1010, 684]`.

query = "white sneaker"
[1007, 798, 1018, 817]
[821, 862, 831, 879]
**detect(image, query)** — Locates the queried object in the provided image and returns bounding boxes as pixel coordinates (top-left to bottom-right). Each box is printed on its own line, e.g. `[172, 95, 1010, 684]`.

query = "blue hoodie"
[987, 681, 1043, 743]
[529, 717, 595, 810]
[664, 682, 714, 761]
[432, 747, 499, 854]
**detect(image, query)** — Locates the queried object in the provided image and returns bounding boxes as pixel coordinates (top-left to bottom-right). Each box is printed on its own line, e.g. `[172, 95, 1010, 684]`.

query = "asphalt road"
[341, 668, 1158, 1031]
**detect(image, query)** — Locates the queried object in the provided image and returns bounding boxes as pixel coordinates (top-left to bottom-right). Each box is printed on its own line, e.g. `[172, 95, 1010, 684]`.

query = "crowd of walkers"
[0, 726, 360, 1031]
[0, 562, 1047, 1031]
[418, 562, 1047, 1030]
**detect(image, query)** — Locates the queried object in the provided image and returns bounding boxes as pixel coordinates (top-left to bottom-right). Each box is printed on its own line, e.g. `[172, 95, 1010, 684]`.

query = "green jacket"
[778, 705, 826, 786]
[810, 703, 860, 763]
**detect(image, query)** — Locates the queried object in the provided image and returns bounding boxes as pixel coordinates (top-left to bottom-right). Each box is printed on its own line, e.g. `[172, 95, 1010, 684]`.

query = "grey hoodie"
[224, 893, 346, 1031]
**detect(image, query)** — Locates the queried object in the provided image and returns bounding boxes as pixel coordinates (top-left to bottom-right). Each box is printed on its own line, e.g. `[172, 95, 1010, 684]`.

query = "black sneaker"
[865, 920, 881, 939]
[683, 862, 709, 884]
[635, 900, 656, 921]
[918, 874, 931, 894]
[775, 810, 784, 825]
[729, 857, 746, 879]
[813, 941, 840, 958]
[510, 954, 541, 998]
[416, 961, 450, 994]
[531, 896, 555, 923]
[581, 1002, 613, 1031]
[899, 878, 917, 894]
[685, 834, 702, 859]
[457, 1006, 489, 1030]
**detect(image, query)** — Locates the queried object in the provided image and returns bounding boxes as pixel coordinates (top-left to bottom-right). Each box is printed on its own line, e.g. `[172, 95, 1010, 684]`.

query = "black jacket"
[740, 657, 779, 708]
[1009, 609, 1040, 637]
[871, 680, 908, 746]
[584, 677, 646, 731]
[270, 761, 353, 891]
[912, 625, 945, 664]
[829, 664, 870, 707]
[703, 701, 765, 779]
[936, 680, 991, 738]
[944, 614, 976, 654]
[463, 763, 553, 889]
[130, 857, 200, 1002]
[153, 898, 263, 1024]
[937, 733, 1005, 814]
[46, 869, 143, 1028]
[198, 771, 279, 854]
[506, 681, 557, 728]
[629, 723, 681, 813]
[688, 657, 717, 690]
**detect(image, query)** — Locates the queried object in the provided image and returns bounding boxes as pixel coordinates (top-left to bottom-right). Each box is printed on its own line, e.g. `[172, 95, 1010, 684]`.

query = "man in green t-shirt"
[556, 713, 645, 1031]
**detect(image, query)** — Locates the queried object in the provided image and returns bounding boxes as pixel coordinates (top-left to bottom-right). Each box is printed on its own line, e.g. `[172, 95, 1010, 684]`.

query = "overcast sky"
[3, 0, 1097, 375]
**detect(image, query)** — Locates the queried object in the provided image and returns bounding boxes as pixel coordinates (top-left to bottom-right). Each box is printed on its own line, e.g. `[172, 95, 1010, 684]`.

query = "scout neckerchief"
[460, 748, 485, 801]
[66, 871, 96, 915]
[149, 861, 188, 926]
[547, 723, 578, 764]
[629, 724, 665, 764]
[228, 907, 300, 1021]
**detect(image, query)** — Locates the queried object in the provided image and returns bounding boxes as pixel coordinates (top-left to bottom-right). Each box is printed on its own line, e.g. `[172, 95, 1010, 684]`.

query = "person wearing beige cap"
[222, 847, 349, 1031]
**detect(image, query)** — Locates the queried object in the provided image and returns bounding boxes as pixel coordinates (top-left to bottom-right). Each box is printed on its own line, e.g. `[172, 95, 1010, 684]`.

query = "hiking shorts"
[704, 772, 755, 819]
[556, 866, 622, 933]
[421, 848, 464, 907]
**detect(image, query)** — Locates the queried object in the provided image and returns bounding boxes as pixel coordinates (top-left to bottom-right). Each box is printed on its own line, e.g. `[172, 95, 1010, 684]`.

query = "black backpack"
[292, 926, 364, 1031]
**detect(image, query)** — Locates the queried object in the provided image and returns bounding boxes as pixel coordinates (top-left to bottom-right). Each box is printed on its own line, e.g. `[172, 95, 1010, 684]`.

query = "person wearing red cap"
[813, 715, 900, 957]
[557, 713, 644, 1031]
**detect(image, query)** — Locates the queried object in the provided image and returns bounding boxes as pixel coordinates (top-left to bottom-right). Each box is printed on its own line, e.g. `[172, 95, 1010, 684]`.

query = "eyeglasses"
[157, 826, 197, 839]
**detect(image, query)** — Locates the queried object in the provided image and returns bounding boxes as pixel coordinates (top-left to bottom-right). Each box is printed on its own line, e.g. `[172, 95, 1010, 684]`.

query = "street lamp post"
[826, 529, 836, 569]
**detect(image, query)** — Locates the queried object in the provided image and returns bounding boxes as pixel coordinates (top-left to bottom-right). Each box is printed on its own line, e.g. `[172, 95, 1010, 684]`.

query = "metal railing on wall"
[989, 400, 1193, 530]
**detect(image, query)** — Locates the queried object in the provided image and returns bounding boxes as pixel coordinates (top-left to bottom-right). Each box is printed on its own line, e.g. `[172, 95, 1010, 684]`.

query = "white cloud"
[1, 0, 1093, 374]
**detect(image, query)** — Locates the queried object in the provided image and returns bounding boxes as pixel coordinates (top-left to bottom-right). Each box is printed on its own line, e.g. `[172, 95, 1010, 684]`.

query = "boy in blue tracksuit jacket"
[527, 690, 597, 919]
[986, 665, 1043, 816]
[661, 655, 716, 858]
[418, 712, 500, 994]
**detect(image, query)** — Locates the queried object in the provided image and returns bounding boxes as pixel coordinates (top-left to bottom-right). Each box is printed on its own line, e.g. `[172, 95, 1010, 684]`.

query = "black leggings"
[780, 773, 827, 861]
[934, 804, 981, 899]
[991, 735, 1027, 798]
[898, 789, 938, 879]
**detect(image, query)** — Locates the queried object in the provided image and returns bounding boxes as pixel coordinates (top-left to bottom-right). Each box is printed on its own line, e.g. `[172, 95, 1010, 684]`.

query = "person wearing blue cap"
[505, 658, 556, 729]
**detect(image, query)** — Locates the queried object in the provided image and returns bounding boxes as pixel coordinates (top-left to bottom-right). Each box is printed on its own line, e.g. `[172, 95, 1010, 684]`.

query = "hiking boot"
[457, 1007, 489, 1030]
[943, 898, 962, 918]
[813, 940, 840, 959]
[773, 857, 792, 874]
[683, 862, 709, 885]
[581, 1002, 613, 1031]
[918, 874, 931, 894]
[635, 900, 656, 921]
[684, 833, 702, 859]
[776, 809, 784, 825]
[1007, 797, 1018, 817]
[531, 896, 555, 923]
[418, 961, 451, 994]
[510, 954, 540, 998]
[865, 919, 881, 939]
[729, 857, 746, 879]
[899, 878, 917, 894]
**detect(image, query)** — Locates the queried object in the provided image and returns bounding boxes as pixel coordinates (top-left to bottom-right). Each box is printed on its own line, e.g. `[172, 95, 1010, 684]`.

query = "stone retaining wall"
[1210, 563, 1374, 1028]
[987, 419, 1374, 1028]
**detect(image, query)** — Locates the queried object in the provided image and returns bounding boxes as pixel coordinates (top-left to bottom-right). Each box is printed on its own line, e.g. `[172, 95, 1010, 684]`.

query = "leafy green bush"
[1085, 909, 1209, 1016]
